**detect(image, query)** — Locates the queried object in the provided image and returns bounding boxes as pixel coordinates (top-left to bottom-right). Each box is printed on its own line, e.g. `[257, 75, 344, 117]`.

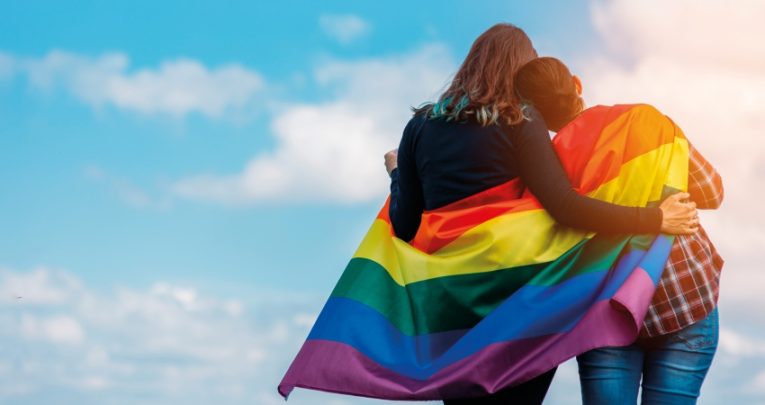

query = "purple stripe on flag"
[278, 268, 653, 401]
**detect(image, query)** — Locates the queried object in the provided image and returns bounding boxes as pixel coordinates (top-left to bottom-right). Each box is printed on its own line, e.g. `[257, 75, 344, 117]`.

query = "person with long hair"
[383, 24, 699, 404]
[514, 56, 723, 404]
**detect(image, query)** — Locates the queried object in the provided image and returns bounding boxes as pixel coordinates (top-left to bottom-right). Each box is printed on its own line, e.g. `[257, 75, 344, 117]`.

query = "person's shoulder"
[400, 110, 431, 148]
[616, 103, 668, 120]
[405, 110, 429, 131]
[621, 104, 681, 132]
[583, 103, 673, 128]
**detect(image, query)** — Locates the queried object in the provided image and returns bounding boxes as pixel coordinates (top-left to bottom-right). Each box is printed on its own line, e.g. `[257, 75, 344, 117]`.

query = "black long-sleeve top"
[389, 106, 662, 241]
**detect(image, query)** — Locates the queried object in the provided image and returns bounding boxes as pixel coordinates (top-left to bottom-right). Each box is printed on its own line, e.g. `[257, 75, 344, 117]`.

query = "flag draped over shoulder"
[278, 104, 690, 401]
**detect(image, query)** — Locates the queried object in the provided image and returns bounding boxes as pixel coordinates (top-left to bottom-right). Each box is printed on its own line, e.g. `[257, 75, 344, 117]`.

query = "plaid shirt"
[640, 144, 725, 337]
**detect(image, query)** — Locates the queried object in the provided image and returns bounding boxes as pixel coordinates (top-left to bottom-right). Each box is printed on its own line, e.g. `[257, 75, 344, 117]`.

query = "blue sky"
[0, 0, 600, 294]
[2, 1, 765, 404]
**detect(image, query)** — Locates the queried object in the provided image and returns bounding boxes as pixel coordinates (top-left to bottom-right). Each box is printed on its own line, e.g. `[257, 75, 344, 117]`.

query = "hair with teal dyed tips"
[413, 23, 537, 127]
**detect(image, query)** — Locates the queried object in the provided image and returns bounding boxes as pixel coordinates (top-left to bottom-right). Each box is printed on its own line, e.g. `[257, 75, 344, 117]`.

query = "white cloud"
[591, 0, 765, 74]
[0, 267, 81, 305]
[319, 14, 371, 44]
[749, 371, 765, 394]
[719, 327, 765, 357]
[173, 44, 455, 204]
[1, 50, 264, 118]
[292, 312, 317, 329]
[0, 266, 422, 404]
[20, 314, 85, 345]
[1, 268, 296, 402]
[77, 376, 110, 391]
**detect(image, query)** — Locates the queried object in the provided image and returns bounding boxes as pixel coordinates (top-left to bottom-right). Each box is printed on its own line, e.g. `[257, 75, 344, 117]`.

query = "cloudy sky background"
[1, 1, 764, 404]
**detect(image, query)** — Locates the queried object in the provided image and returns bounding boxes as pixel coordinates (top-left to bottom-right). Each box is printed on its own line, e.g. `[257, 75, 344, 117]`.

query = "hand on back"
[660, 192, 699, 234]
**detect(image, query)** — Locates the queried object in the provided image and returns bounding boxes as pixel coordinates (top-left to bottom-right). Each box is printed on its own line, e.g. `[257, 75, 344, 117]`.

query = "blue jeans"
[576, 307, 718, 405]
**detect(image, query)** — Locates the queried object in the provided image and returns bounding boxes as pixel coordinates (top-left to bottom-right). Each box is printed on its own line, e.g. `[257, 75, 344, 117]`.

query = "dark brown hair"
[514, 57, 584, 132]
[415, 23, 537, 126]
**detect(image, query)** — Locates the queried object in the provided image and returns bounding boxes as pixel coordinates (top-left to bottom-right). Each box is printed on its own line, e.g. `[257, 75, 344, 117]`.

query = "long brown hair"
[415, 23, 537, 126]
[514, 57, 584, 132]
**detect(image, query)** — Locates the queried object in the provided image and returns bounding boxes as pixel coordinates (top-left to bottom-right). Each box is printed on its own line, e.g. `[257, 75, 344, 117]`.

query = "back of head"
[416, 23, 537, 126]
[514, 57, 584, 132]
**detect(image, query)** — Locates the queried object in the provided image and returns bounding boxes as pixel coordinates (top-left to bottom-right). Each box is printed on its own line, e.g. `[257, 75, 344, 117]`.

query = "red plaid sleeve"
[687, 144, 724, 209]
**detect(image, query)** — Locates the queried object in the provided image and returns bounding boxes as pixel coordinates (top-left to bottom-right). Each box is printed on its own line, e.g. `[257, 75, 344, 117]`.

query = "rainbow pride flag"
[278, 104, 689, 401]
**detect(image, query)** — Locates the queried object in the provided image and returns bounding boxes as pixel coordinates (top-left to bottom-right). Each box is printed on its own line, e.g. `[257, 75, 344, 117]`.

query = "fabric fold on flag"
[278, 104, 689, 401]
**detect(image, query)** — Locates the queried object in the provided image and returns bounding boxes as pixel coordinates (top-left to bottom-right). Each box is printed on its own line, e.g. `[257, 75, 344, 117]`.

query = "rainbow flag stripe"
[278, 104, 689, 400]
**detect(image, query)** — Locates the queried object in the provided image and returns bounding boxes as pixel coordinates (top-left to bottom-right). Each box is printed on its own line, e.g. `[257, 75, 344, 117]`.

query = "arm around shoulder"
[513, 110, 662, 234]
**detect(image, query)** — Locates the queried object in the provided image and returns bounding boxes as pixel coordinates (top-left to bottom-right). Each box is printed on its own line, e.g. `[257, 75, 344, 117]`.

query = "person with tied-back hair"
[383, 24, 699, 405]
[514, 56, 724, 405]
